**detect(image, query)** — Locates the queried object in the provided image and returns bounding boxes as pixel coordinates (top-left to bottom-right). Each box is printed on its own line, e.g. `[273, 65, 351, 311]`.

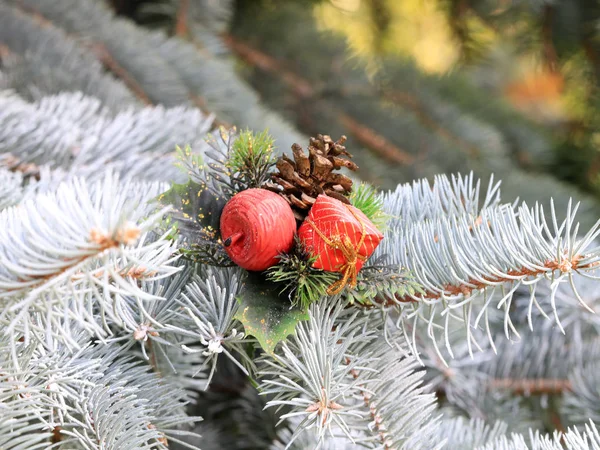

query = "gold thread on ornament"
[306, 205, 367, 295]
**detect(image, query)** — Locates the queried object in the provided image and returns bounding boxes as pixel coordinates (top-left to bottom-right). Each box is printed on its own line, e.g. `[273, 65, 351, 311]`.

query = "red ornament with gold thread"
[298, 195, 384, 294]
[220, 188, 296, 271]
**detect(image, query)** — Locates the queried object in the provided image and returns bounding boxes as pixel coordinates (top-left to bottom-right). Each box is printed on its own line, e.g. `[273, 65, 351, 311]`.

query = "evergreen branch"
[0, 333, 201, 449]
[179, 243, 234, 268]
[375, 173, 600, 359]
[258, 304, 375, 447]
[337, 113, 415, 165]
[228, 128, 277, 190]
[381, 172, 501, 228]
[89, 42, 153, 105]
[564, 346, 600, 425]
[221, 33, 415, 166]
[0, 173, 180, 344]
[0, 2, 138, 110]
[346, 263, 422, 308]
[0, 91, 212, 183]
[345, 356, 391, 450]
[188, 127, 277, 199]
[164, 268, 251, 387]
[220, 34, 314, 98]
[348, 183, 387, 231]
[346, 337, 442, 450]
[9, 0, 192, 106]
[396, 255, 597, 304]
[376, 87, 480, 158]
[479, 420, 600, 450]
[7, 0, 303, 148]
[433, 417, 508, 450]
[10, 3, 153, 106]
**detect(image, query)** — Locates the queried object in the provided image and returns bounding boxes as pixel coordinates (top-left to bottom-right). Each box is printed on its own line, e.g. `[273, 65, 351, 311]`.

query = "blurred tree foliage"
[229, 0, 600, 193]
[115, 0, 600, 200]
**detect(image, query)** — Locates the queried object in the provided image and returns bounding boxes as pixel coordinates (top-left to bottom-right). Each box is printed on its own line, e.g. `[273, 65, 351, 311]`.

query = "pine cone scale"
[266, 135, 358, 220]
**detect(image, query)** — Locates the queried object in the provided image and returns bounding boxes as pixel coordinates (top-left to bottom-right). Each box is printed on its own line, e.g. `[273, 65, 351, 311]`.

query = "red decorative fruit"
[298, 195, 383, 293]
[220, 188, 296, 271]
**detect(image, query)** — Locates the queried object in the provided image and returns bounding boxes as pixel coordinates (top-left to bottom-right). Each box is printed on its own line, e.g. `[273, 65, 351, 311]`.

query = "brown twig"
[148, 423, 169, 446]
[89, 43, 153, 105]
[221, 33, 415, 166]
[489, 378, 572, 395]
[369, 255, 594, 307]
[345, 357, 392, 450]
[338, 114, 414, 164]
[0, 153, 42, 180]
[7, 224, 140, 294]
[51, 426, 63, 444]
[174, 0, 189, 37]
[221, 34, 313, 97]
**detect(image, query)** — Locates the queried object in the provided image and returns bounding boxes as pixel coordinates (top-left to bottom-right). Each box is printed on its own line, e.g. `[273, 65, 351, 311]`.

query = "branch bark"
[489, 378, 572, 395]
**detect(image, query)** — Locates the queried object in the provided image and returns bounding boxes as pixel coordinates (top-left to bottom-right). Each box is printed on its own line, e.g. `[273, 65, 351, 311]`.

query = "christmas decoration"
[298, 195, 384, 295]
[220, 188, 296, 271]
[163, 129, 390, 352]
[264, 134, 358, 221]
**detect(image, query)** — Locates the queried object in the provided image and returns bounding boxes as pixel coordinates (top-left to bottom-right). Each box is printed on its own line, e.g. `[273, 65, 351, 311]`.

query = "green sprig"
[345, 263, 423, 307]
[266, 239, 338, 310]
[349, 182, 389, 231]
[228, 128, 277, 190]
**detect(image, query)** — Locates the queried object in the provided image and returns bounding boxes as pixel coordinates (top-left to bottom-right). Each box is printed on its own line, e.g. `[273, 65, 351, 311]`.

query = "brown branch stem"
[88, 43, 153, 105]
[7, 225, 140, 294]
[363, 255, 594, 308]
[489, 378, 572, 395]
[174, 0, 189, 37]
[11, 2, 154, 105]
[221, 33, 415, 166]
[345, 357, 391, 450]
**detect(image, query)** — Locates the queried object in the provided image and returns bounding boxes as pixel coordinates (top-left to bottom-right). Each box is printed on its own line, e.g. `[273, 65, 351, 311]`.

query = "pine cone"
[264, 134, 358, 221]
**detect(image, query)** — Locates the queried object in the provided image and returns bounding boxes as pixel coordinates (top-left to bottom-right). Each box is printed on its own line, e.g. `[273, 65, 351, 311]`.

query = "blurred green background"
[119, 0, 600, 196]
[4, 0, 600, 223]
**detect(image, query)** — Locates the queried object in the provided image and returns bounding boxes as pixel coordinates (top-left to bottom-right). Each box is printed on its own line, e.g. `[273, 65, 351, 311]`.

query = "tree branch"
[345, 357, 392, 450]
[377, 88, 480, 158]
[489, 378, 572, 395]
[5, 223, 141, 295]
[10, 2, 154, 105]
[386, 255, 595, 305]
[221, 33, 415, 166]
[88, 42, 153, 105]
[174, 0, 189, 38]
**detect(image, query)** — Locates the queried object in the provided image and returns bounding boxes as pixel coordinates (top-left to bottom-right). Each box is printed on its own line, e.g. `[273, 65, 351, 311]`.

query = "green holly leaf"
[235, 273, 310, 354]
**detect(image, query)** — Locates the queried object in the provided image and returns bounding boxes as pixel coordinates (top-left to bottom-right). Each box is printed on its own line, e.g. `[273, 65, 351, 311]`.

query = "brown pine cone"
[264, 134, 358, 221]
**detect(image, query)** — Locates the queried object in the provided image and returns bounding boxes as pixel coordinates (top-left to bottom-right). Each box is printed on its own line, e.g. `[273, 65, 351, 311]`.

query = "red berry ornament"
[220, 189, 296, 271]
[298, 195, 383, 294]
